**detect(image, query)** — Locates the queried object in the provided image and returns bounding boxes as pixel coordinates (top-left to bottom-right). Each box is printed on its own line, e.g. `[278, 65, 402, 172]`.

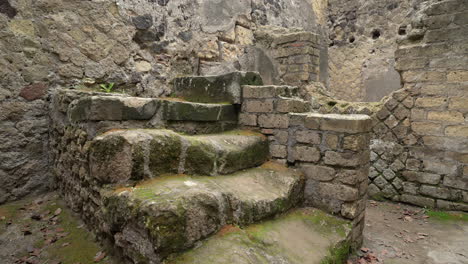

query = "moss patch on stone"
[426, 210, 468, 222]
[166, 208, 351, 264]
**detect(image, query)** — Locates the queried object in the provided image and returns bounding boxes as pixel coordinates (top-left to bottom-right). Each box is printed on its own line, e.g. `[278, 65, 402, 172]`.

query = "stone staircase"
[50, 71, 368, 264]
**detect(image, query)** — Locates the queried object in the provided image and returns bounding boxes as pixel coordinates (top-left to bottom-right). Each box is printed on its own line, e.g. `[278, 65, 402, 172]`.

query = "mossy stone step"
[89, 130, 269, 184]
[102, 163, 304, 263]
[172, 71, 263, 104]
[166, 208, 352, 264]
[163, 100, 237, 121]
[68, 96, 237, 123]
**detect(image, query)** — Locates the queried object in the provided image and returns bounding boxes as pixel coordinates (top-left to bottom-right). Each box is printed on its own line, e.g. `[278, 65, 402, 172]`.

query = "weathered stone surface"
[69, 95, 160, 122]
[104, 165, 304, 262]
[307, 113, 372, 133]
[291, 146, 321, 162]
[164, 101, 237, 122]
[243, 85, 299, 99]
[90, 129, 269, 183]
[19, 83, 48, 101]
[401, 194, 435, 208]
[295, 130, 321, 144]
[300, 164, 335, 182]
[167, 208, 351, 264]
[324, 151, 368, 167]
[401, 171, 441, 185]
[173, 72, 263, 104]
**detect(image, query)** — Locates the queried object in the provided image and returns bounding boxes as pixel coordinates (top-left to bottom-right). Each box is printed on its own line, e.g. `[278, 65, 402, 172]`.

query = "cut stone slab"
[68, 95, 160, 122]
[172, 71, 263, 104]
[89, 130, 269, 184]
[163, 100, 237, 122]
[166, 208, 351, 264]
[103, 163, 304, 263]
[68, 96, 238, 123]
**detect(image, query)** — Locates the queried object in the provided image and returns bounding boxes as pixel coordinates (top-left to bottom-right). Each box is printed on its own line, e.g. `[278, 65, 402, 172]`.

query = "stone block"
[276, 98, 309, 113]
[324, 151, 369, 168]
[419, 185, 450, 199]
[427, 111, 464, 123]
[445, 125, 468, 137]
[447, 70, 468, 83]
[173, 72, 263, 104]
[295, 130, 321, 144]
[401, 194, 435, 208]
[242, 99, 274, 113]
[449, 97, 468, 110]
[337, 168, 368, 186]
[341, 200, 366, 220]
[302, 113, 372, 133]
[164, 101, 237, 121]
[443, 176, 468, 191]
[436, 200, 468, 212]
[403, 182, 419, 195]
[411, 122, 443, 136]
[402, 171, 441, 185]
[274, 130, 289, 145]
[415, 97, 447, 108]
[315, 182, 359, 202]
[300, 164, 335, 182]
[343, 134, 369, 151]
[324, 134, 339, 149]
[382, 169, 396, 181]
[242, 85, 298, 99]
[270, 145, 287, 158]
[291, 145, 320, 162]
[422, 159, 458, 176]
[239, 113, 257, 126]
[258, 114, 289, 128]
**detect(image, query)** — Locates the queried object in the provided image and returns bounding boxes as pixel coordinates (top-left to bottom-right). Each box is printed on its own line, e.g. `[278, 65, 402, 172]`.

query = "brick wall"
[240, 85, 372, 247]
[367, 0, 468, 211]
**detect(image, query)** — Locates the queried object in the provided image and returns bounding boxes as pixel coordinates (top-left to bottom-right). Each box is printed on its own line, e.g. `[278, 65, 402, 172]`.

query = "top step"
[172, 71, 263, 104]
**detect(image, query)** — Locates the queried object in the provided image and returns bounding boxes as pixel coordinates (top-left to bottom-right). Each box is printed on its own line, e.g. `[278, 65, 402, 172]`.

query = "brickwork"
[366, 0, 468, 211]
[240, 85, 372, 247]
[270, 32, 321, 85]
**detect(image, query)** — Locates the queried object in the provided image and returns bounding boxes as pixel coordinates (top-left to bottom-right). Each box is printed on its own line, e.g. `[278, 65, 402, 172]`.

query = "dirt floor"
[1, 193, 467, 264]
[349, 201, 468, 264]
[0, 193, 116, 264]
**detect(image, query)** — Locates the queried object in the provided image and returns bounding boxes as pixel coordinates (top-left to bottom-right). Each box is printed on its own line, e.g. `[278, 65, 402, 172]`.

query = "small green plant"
[100, 83, 115, 93]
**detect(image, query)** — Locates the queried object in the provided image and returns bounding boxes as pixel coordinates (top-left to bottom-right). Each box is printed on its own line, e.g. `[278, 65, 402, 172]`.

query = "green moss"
[90, 135, 127, 163]
[369, 193, 387, 202]
[184, 139, 217, 175]
[0, 199, 28, 234]
[426, 210, 468, 222]
[320, 241, 351, 264]
[148, 133, 182, 176]
[42, 202, 111, 264]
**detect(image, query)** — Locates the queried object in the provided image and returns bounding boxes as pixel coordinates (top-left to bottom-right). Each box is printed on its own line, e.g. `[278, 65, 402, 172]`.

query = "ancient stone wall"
[367, 0, 468, 211]
[327, 0, 425, 102]
[240, 85, 372, 246]
[0, 0, 326, 204]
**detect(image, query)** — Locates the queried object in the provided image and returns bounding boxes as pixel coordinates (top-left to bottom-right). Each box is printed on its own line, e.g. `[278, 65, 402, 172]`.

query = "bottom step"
[166, 208, 352, 264]
[102, 163, 304, 263]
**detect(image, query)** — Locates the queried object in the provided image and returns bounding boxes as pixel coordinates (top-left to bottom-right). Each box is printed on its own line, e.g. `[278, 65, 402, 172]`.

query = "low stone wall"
[240, 85, 372, 247]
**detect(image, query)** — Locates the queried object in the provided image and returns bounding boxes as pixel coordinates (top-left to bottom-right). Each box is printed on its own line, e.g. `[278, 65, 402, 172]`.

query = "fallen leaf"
[361, 248, 370, 253]
[54, 208, 62, 216]
[56, 228, 65, 232]
[61, 242, 70, 247]
[403, 216, 413, 222]
[94, 251, 106, 262]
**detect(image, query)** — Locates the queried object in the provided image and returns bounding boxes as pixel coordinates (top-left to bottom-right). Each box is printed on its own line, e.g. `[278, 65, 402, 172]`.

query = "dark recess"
[0, 0, 17, 18]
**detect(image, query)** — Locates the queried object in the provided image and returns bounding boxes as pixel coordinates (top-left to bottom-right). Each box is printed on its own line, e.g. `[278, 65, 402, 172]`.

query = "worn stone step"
[102, 163, 304, 263]
[67, 95, 238, 123]
[172, 71, 263, 104]
[166, 208, 351, 264]
[89, 130, 269, 184]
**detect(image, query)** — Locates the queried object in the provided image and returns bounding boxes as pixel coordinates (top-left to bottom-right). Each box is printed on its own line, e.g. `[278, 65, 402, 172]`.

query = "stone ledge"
[289, 113, 372, 133]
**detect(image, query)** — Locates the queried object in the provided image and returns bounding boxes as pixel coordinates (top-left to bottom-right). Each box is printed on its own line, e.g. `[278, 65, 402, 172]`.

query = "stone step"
[167, 208, 351, 264]
[102, 163, 304, 263]
[68, 95, 238, 123]
[89, 129, 269, 184]
[172, 71, 263, 104]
